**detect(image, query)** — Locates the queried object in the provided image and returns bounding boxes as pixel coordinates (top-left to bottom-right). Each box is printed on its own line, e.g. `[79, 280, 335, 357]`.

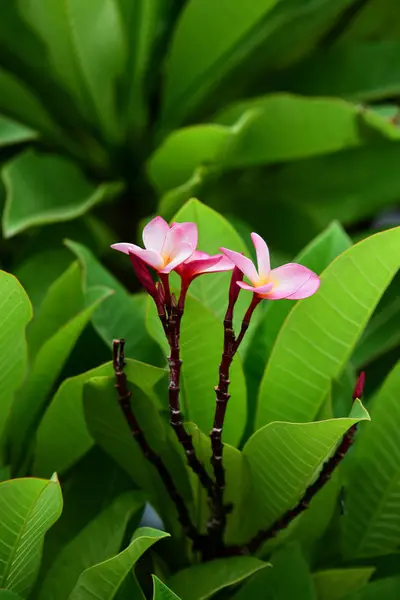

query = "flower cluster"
[111, 216, 320, 305]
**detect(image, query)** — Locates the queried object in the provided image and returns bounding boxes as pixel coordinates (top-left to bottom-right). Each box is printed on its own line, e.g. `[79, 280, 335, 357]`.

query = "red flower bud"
[226, 266, 244, 320]
[353, 371, 365, 400]
[129, 252, 158, 301]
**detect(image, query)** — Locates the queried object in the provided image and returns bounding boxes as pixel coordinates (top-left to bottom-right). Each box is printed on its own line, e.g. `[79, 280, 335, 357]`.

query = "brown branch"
[163, 302, 217, 506]
[112, 339, 205, 549]
[209, 293, 261, 546]
[225, 371, 366, 556]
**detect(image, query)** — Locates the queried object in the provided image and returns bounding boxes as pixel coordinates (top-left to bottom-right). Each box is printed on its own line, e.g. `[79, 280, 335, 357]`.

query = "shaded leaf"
[38, 492, 143, 600]
[0, 114, 36, 147]
[343, 361, 400, 558]
[256, 227, 400, 427]
[2, 149, 122, 238]
[69, 527, 168, 600]
[153, 576, 182, 600]
[0, 271, 32, 446]
[34, 358, 164, 476]
[344, 576, 400, 600]
[7, 284, 112, 469]
[168, 556, 268, 600]
[313, 568, 374, 600]
[66, 240, 161, 364]
[0, 475, 63, 597]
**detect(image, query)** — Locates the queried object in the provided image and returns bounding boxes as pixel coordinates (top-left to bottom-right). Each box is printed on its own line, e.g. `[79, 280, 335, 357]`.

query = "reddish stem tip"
[353, 371, 365, 400]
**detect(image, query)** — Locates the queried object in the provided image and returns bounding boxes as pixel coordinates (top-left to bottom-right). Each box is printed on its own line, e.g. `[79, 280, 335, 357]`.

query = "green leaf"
[274, 43, 400, 102]
[119, 0, 167, 137]
[7, 284, 112, 469]
[344, 577, 400, 600]
[0, 475, 63, 597]
[34, 358, 164, 476]
[147, 294, 247, 446]
[171, 199, 254, 352]
[244, 401, 369, 537]
[0, 592, 24, 599]
[313, 569, 374, 600]
[343, 361, 400, 558]
[153, 576, 182, 600]
[245, 221, 351, 407]
[0, 271, 32, 446]
[83, 376, 192, 535]
[2, 149, 122, 238]
[0, 114, 36, 147]
[233, 543, 315, 600]
[339, 0, 400, 43]
[0, 67, 60, 139]
[27, 261, 83, 360]
[352, 273, 400, 367]
[21, 0, 126, 143]
[15, 248, 73, 313]
[65, 240, 161, 364]
[168, 556, 268, 600]
[256, 227, 400, 427]
[38, 492, 143, 600]
[69, 527, 169, 600]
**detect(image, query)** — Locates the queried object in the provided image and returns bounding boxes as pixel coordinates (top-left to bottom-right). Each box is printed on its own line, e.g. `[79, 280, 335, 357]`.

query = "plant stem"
[113, 339, 203, 548]
[209, 294, 261, 543]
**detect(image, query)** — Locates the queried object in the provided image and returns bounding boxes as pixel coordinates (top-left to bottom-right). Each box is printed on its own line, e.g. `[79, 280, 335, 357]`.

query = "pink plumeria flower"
[111, 216, 197, 273]
[221, 233, 320, 300]
[175, 250, 233, 282]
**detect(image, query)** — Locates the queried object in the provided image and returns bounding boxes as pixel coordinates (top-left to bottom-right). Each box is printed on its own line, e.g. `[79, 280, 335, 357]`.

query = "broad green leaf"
[233, 543, 315, 600]
[275, 43, 400, 102]
[34, 358, 165, 476]
[339, 1, 400, 43]
[65, 240, 161, 364]
[172, 199, 254, 350]
[153, 576, 182, 600]
[0, 475, 63, 597]
[7, 285, 111, 469]
[245, 221, 351, 406]
[21, 0, 126, 143]
[244, 401, 369, 537]
[38, 492, 143, 600]
[216, 95, 400, 166]
[0, 67, 60, 139]
[0, 271, 32, 445]
[147, 294, 247, 446]
[162, 0, 278, 124]
[118, 0, 167, 137]
[83, 376, 192, 536]
[0, 114, 36, 147]
[256, 227, 400, 427]
[15, 248, 73, 313]
[69, 527, 169, 600]
[2, 149, 122, 238]
[353, 273, 400, 367]
[344, 577, 400, 600]
[27, 261, 83, 359]
[313, 569, 374, 600]
[168, 556, 268, 600]
[343, 361, 400, 558]
[0, 592, 24, 599]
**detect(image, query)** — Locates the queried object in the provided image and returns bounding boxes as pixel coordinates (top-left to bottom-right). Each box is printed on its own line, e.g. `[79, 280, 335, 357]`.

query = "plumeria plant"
[0, 199, 399, 600]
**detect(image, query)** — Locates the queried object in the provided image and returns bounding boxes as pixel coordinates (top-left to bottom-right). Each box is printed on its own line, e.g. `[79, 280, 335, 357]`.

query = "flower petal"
[200, 255, 234, 274]
[286, 273, 320, 299]
[267, 263, 319, 300]
[238, 281, 274, 294]
[160, 242, 194, 273]
[184, 250, 210, 263]
[111, 242, 141, 255]
[220, 248, 259, 284]
[162, 223, 196, 260]
[142, 216, 169, 252]
[251, 232, 270, 279]
[129, 248, 164, 270]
